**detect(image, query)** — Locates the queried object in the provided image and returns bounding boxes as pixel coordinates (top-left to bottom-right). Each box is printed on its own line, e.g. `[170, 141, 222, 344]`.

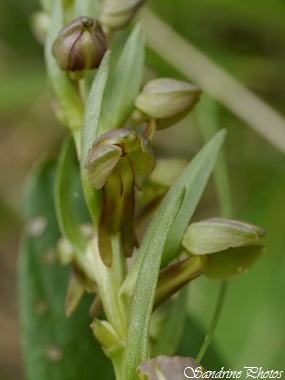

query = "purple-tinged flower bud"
[52, 16, 107, 71]
[135, 78, 202, 129]
[138, 356, 203, 380]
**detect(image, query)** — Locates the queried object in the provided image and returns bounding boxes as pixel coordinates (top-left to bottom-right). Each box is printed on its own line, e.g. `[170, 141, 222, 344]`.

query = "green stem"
[91, 233, 128, 380]
[195, 281, 228, 363]
[92, 233, 128, 339]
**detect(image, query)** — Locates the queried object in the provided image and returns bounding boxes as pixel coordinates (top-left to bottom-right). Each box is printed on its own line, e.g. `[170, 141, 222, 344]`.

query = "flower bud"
[52, 16, 107, 71]
[182, 217, 265, 255]
[85, 128, 155, 189]
[99, 0, 144, 30]
[91, 319, 125, 358]
[135, 78, 202, 129]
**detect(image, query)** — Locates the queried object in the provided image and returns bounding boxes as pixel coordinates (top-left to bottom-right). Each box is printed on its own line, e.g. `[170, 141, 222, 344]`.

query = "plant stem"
[91, 233, 128, 339]
[141, 8, 285, 155]
[195, 281, 228, 363]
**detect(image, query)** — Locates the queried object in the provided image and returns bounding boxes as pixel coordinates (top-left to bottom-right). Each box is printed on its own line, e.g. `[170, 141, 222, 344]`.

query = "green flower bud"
[52, 16, 107, 71]
[85, 129, 155, 266]
[99, 0, 144, 30]
[182, 217, 265, 255]
[204, 245, 265, 280]
[91, 319, 125, 358]
[135, 78, 202, 129]
[85, 128, 155, 189]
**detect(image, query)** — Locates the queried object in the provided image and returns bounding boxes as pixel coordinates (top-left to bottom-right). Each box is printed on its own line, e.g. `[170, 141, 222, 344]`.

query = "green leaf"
[19, 159, 114, 380]
[80, 51, 111, 224]
[98, 22, 144, 133]
[124, 186, 185, 380]
[55, 136, 96, 281]
[55, 136, 86, 253]
[204, 245, 265, 280]
[123, 130, 226, 380]
[45, 0, 83, 132]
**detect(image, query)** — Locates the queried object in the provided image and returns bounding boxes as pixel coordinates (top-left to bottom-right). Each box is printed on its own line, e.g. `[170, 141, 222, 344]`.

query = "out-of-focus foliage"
[146, 0, 285, 371]
[1, 0, 285, 377]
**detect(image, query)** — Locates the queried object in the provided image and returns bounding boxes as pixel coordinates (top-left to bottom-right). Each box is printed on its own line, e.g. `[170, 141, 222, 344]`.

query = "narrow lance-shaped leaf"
[54, 136, 95, 281]
[124, 186, 185, 380]
[80, 51, 111, 224]
[98, 21, 144, 133]
[55, 136, 86, 253]
[19, 159, 114, 380]
[161, 130, 227, 267]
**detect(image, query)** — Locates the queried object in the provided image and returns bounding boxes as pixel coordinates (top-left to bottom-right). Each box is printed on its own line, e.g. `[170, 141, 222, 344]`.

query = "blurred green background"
[1, 0, 285, 378]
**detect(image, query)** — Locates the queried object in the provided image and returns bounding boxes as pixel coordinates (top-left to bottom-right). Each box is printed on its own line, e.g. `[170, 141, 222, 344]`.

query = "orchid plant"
[19, 1, 265, 379]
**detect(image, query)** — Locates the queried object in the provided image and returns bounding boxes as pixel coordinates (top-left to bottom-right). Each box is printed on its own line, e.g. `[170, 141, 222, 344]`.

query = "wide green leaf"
[98, 22, 144, 133]
[123, 130, 226, 380]
[19, 159, 114, 380]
